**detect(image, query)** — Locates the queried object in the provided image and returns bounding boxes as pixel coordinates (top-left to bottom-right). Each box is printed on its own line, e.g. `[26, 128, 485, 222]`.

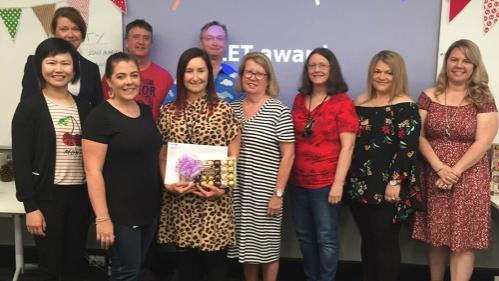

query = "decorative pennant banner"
[33, 4, 56, 36]
[110, 0, 127, 14]
[0, 8, 22, 40]
[449, 0, 471, 21]
[484, 0, 499, 33]
[67, 0, 90, 24]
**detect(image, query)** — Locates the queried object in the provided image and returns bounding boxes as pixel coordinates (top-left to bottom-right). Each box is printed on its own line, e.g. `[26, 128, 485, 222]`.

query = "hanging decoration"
[32, 4, 56, 36]
[0, 8, 22, 40]
[110, 0, 127, 14]
[483, 0, 498, 33]
[449, 0, 471, 21]
[67, 0, 90, 24]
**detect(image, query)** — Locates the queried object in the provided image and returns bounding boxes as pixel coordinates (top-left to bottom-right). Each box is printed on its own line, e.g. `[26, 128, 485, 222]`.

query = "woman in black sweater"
[12, 37, 91, 281]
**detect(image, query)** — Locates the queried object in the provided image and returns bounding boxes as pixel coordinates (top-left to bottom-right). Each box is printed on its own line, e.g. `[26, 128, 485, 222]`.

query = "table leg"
[12, 214, 23, 281]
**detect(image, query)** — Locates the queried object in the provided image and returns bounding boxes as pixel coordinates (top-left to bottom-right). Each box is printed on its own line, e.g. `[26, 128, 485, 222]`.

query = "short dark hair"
[200, 21, 228, 39]
[174, 48, 218, 113]
[298, 47, 348, 95]
[125, 19, 153, 40]
[34, 38, 80, 89]
[104, 52, 139, 79]
[51, 7, 87, 40]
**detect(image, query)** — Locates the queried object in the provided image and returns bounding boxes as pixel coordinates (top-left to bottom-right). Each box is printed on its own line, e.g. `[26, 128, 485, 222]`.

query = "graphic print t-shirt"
[45, 95, 85, 185]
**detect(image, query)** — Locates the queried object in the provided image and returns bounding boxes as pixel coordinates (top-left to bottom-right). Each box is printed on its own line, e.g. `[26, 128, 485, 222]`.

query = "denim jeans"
[290, 185, 340, 281]
[108, 218, 158, 281]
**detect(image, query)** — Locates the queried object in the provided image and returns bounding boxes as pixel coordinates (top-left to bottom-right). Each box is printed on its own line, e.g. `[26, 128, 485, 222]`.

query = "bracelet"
[95, 217, 110, 224]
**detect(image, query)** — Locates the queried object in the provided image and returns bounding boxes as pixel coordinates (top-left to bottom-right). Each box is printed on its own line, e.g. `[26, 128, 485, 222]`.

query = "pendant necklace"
[443, 90, 465, 140]
[303, 94, 328, 138]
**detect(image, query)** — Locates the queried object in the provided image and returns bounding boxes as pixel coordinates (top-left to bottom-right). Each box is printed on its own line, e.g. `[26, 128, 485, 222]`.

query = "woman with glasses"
[157, 47, 240, 281]
[289, 48, 358, 281]
[227, 52, 295, 281]
[347, 50, 422, 281]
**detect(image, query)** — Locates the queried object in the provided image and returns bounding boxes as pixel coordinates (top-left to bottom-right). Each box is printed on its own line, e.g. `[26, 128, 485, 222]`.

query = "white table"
[0, 181, 25, 281]
[492, 195, 499, 210]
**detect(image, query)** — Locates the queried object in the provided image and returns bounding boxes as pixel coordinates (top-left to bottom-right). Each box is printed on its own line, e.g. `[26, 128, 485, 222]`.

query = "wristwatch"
[389, 180, 400, 186]
[274, 188, 285, 198]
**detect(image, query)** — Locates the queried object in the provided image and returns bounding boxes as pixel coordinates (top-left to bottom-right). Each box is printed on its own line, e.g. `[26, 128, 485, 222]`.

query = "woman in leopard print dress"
[157, 47, 240, 281]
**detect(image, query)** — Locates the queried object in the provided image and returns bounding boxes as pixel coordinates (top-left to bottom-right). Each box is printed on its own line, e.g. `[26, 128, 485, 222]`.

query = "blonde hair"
[366, 50, 409, 102]
[435, 39, 493, 106]
[236, 52, 280, 97]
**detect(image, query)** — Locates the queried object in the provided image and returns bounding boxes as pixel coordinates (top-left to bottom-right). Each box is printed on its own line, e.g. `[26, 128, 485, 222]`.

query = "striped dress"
[228, 98, 295, 263]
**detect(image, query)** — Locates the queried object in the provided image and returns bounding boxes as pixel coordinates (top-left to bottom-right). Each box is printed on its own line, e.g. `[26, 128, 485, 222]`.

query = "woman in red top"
[290, 47, 358, 281]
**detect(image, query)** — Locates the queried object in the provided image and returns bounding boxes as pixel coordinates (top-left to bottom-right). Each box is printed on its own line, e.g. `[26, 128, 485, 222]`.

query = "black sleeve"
[83, 104, 110, 144]
[11, 102, 38, 212]
[89, 62, 104, 105]
[20, 55, 40, 101]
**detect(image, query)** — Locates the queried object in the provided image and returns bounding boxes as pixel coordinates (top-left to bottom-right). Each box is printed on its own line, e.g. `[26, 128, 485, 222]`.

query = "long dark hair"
[174, 47, 218, 114]
[298, 47, 348, 95]
[34, 37, 80, 89]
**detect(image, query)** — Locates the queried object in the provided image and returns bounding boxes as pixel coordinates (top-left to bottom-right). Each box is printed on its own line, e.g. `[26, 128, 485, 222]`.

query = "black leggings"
[176, 248, 228, 281]
[350, 202, 402, 281]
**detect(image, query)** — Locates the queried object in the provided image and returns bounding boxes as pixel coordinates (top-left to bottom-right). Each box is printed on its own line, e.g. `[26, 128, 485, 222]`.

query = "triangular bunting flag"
[110, 0, 127, 14]
[67, 0, 90, 25]
[33, 4, 56, 36]
[0, 8, 22, 40]
[449, 0, 471, 21]
[483, 0, 499, 33]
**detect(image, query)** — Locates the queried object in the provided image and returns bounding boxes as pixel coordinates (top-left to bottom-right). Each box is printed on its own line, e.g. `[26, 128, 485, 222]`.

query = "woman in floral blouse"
[347, 50, 422, 281]
[156, 48, 240, 281]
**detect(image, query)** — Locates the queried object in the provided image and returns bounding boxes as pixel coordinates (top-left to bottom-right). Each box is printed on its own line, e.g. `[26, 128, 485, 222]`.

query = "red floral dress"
[347, 103, 423, 223]
[412, 92, 497, 251]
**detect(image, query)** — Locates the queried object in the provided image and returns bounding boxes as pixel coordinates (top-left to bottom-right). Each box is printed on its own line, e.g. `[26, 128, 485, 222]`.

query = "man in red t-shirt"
[102, 19, 173, 121]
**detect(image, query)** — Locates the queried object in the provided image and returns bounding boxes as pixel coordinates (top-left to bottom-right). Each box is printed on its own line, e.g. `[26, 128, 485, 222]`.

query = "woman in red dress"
[412, 39, 498, 281]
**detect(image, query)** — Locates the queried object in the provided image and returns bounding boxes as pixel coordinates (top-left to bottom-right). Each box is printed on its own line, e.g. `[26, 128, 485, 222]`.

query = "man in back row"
[102, 19, 173, 121]
[163, 21, 244, 104]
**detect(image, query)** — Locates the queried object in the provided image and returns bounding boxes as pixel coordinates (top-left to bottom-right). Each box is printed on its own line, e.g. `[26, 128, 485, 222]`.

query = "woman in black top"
[12, 37, 91, 281]
[347, 51, 422, 281]
[82, 52, 162, 281]
[21, 7, 102, 106]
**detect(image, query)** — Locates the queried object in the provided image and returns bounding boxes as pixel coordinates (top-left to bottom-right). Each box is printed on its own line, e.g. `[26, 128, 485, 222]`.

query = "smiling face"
[126, 27, 152, 59]
[106, 60, 140, 101]
[446, 47, 474, 85]
[200, 25, 227, 59]
[184, 57, 209, 97]
[307, 53, 330, 87]
[54, 17, 83, 49]
[41, 52, 74, 90]
[242, 59, 268, 96]
[372, 60, 393, 95]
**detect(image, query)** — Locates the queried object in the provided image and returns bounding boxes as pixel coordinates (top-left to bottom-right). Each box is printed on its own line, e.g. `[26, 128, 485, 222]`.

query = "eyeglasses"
[201, 36, 226, 42]
[243, 70, 268, 80]
[307, 63, 329, 70]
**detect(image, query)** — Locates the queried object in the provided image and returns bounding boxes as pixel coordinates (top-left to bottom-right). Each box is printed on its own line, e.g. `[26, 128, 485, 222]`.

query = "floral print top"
[347, 102, 423, 223]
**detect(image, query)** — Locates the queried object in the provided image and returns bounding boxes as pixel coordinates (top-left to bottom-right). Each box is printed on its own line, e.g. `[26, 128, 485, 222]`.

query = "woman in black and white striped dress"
[228, 52, 295, 281]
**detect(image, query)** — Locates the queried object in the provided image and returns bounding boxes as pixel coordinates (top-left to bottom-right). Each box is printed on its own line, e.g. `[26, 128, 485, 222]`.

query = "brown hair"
[366, 50, 409, 102]
[51, 7, 87, 40]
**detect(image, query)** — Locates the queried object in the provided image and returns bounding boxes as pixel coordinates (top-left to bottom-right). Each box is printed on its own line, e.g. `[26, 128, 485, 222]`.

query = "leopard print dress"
[157, 96, 240, 251]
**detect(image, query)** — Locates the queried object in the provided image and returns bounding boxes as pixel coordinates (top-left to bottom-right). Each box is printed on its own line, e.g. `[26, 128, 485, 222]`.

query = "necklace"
[303, 94, 328, 138]
[443, 90, 465, 139]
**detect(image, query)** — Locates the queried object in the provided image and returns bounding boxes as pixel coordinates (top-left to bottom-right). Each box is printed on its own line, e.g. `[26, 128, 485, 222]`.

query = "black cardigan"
[12, 93, 91, 213]
[21, 53, 103, 107]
